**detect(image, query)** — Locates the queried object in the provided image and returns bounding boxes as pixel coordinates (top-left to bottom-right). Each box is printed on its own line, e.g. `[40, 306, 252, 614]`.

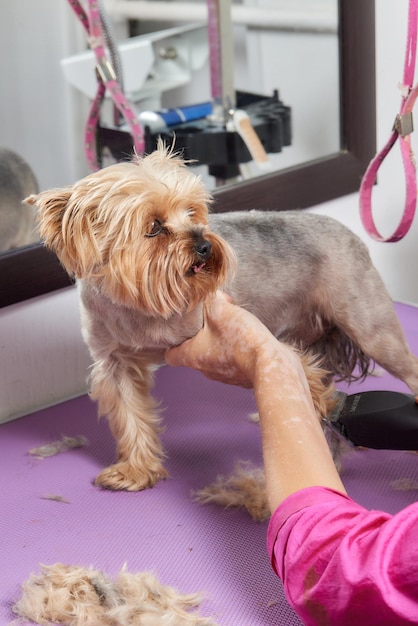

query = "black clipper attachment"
[325, 390, 418, 450]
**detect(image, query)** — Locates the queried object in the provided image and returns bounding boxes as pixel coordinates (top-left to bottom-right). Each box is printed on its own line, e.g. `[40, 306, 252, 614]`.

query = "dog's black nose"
[194, 238, 212, 260]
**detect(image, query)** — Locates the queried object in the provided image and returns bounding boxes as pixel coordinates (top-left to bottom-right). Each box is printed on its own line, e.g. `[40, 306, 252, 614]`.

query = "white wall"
[0, 288, 91, 423]
[0, 0, 91, 189]
[1, 1, 417, 423]
[310, 0, 418, 306]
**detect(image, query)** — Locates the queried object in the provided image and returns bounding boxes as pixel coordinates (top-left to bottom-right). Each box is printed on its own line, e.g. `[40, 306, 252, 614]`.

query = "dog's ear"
[25, 189, 99, 278]
[26, 189, 71, 252]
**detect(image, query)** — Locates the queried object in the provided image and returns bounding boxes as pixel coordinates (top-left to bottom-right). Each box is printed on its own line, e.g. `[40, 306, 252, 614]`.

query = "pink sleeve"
[267, 486, 418, 626]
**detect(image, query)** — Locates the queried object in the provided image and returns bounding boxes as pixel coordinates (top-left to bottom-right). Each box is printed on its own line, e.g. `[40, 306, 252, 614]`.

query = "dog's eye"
[146, 219, 166, 238]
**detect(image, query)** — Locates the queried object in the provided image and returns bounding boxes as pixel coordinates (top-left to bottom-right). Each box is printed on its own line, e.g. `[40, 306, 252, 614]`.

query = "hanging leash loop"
[67, 0, 144, 170]
[359, 0, 418, 242]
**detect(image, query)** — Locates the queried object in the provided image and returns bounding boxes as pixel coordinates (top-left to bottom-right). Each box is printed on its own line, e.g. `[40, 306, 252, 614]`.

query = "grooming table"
[1, 302, 418, 625]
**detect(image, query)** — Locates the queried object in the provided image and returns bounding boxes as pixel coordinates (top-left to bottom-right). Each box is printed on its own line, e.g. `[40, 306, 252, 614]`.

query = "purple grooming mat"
[1, 302, 418, 625]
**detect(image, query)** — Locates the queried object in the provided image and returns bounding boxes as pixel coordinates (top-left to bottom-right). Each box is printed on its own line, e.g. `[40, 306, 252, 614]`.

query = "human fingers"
[164, 335, 202, 368]
[165, 296, 254, 385]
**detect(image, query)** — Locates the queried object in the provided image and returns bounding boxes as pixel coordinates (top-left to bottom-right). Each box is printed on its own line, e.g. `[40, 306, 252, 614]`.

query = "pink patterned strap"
[359, 0, 418, 242]
[68, 0, 144, 170]
[67, 0, 90, 32]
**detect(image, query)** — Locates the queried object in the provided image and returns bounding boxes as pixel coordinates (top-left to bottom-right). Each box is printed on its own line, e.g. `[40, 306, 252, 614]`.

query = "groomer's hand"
[165, 291, 300, 388]
[166, 290, 347, 507]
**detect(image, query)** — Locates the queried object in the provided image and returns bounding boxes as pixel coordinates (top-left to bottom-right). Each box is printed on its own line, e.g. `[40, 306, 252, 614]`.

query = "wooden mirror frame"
[0, 0, 375, 309]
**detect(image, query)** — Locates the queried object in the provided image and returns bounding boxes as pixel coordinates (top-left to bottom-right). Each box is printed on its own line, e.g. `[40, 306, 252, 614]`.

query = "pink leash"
[67, 0, 144, 170]
[359, 0, 418, 242]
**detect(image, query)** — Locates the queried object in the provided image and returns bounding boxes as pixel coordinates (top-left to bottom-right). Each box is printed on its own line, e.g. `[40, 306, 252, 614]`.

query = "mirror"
[122, 0, 340, 187]
[0, 0, 375, 308]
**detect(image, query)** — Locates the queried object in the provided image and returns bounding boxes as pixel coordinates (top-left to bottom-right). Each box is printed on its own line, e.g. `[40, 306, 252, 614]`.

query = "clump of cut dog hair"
[12, 563, 218, 626]
[28, 435, 88, 459]
[193, 350, 339, 523]
[194, 461, 270, 522]
[390, 478, 418, 491]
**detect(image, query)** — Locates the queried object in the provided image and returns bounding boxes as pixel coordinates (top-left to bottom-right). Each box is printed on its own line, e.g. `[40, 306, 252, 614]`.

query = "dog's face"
[26, 146, 236, 318]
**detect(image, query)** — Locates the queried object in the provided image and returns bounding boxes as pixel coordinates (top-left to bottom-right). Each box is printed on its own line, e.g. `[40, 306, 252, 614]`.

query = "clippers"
[325, 390, 418, 450]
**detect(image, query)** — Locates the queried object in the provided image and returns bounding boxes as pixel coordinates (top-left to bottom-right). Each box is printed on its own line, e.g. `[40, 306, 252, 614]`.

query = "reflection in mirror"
[114, 0, 339, 185]
[234, 0, 339, 173]
[0, 148, 40, 253]
[0, 0, 375, 307]
[60, 0, 339, 187]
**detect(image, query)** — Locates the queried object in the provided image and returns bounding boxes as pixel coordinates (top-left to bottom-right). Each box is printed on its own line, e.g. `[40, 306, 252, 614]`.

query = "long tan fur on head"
[25, 144, 236, 315]
[25, 143, 207, 280]
[25, 186, 96, 278]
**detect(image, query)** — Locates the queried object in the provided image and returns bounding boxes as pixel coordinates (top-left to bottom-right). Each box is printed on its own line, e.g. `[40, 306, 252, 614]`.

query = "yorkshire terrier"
[27, 143, 418, 491]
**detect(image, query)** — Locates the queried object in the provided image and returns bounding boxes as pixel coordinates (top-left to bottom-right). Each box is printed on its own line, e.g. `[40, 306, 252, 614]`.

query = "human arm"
[166, 292, 418, 625]
[165, 291, 346, 510]
[268, 487, 418, 625]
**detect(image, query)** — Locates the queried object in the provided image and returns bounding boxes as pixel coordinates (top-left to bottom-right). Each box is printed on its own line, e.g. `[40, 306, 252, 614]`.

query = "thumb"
[202, 290, 233, 325]
[165, 339, 192, 367]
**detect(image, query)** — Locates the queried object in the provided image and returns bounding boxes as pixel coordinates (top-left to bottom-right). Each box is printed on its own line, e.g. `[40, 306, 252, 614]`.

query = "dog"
[0, 147, 39, 252]
[26, 143, 418, 491]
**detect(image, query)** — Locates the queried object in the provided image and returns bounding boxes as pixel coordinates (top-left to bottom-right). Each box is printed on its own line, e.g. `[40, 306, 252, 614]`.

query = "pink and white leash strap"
[359, 0, 418, 242]
[67, 0, 144, 170]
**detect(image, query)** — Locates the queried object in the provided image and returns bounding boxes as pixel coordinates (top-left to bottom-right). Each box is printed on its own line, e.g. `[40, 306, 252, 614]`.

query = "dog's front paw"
[95, 462, 168, 491]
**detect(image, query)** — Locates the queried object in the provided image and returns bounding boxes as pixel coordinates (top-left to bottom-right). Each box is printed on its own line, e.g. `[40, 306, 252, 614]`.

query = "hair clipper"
[325, 390, 418, 450]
